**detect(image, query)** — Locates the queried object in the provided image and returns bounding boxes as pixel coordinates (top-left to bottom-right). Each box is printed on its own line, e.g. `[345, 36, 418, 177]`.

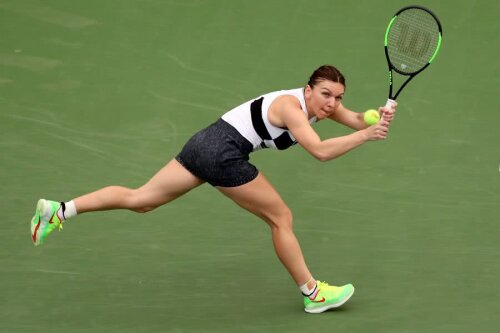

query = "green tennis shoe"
[304, 281, 355, 314]
[31, 199, 63, 246]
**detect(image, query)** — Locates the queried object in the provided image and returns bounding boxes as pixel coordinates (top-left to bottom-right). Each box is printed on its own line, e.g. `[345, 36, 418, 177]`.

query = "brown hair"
[307, 65, 346, 88]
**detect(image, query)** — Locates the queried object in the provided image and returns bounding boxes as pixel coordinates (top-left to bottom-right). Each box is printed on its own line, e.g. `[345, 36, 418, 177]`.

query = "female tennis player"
[30, 65, 396, 314]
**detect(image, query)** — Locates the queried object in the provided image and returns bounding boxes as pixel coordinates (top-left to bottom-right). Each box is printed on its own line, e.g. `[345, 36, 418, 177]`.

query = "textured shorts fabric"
[175, 118, 259, 187]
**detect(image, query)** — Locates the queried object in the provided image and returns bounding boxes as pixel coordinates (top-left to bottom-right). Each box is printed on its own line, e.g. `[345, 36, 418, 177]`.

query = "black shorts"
[175, 118, 259, 187]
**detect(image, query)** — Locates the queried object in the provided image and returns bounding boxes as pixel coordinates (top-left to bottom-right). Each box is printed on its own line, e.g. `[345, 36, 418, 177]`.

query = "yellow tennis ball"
[364, 109, 380, 125]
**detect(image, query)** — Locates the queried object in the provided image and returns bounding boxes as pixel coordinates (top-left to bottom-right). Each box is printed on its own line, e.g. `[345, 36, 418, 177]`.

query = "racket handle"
[381, 99, 396, 120]
[385, 99, 396, 109]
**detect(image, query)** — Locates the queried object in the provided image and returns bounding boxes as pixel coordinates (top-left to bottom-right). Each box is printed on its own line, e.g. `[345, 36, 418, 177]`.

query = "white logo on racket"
[401, 63, 408, 70]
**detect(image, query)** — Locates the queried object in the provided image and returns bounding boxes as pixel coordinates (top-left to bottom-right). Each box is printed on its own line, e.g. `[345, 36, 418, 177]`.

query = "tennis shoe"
[30, 199, 63, 246]
[304, 281, 355, 314]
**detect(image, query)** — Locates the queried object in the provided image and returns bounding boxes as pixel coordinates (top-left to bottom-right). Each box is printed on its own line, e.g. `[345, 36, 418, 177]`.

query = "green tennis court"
[1, 0, 498, 332]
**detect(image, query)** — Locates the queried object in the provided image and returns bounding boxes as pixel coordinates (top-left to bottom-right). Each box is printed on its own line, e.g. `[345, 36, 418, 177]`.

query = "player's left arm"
[328, 103, 367, 130]
[329, 102, 397, 130]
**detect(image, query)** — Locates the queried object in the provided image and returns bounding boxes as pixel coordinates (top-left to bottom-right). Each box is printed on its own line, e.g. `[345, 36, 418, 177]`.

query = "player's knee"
[131, 206, 156, 213]
[269, 207, 293, 230]
[127, 188, 158, 213]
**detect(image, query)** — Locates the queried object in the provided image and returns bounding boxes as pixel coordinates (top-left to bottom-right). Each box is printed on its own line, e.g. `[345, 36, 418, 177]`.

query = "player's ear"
[304, 85, 312, 99]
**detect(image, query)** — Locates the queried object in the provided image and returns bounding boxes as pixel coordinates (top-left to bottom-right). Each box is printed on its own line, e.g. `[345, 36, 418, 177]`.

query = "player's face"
[305, 80, 345, 120]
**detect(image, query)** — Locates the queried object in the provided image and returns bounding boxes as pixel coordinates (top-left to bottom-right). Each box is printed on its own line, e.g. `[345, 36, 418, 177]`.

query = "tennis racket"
[383, 6, 443, 110]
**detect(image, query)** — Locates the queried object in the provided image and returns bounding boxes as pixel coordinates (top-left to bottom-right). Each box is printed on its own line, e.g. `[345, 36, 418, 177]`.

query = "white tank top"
[221, 88, 317, 151]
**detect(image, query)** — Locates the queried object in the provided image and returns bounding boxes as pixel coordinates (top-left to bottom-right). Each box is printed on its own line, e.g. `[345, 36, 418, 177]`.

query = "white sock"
[299, 277, 318, 299]
[57, 200, 77, 221]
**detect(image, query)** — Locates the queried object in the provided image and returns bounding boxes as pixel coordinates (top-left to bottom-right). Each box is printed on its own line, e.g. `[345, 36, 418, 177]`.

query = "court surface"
[1, 1, 499, 332]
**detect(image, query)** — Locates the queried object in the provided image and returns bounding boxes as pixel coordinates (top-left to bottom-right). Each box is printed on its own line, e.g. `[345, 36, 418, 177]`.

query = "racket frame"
[383, 5, 443, 107]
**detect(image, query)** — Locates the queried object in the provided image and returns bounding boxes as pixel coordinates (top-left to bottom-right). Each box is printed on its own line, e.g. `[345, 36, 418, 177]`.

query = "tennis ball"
[364, 109, 380, 125]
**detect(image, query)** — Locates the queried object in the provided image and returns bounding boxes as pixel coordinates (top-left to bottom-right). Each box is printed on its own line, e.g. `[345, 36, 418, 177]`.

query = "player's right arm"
[279, 98, 389, 162]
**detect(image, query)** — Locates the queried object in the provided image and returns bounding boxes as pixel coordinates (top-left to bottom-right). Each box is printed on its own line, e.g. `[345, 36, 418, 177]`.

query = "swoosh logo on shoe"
[312, 297, 326, 303]
[32, 216, 41, 243]
[49, 211, 57, 224]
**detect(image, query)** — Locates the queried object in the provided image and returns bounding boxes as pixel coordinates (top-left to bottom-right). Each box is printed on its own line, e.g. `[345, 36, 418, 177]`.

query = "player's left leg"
[31, 159, 204, 245]
[74, 158, 204, 214]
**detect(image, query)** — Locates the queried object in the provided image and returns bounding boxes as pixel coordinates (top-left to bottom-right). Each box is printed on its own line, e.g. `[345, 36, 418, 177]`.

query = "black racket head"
[384, 6, 442, 75]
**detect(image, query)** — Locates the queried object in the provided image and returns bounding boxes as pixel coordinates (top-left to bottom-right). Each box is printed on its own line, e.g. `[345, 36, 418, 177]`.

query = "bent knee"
[268, 207, 293, 230]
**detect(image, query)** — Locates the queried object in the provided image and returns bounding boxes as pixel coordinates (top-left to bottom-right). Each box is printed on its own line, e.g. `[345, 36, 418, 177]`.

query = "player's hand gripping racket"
[383, 6, 443, 111]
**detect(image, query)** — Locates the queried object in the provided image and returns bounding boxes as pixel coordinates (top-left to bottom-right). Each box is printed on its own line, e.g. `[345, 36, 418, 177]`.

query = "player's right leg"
[217, 173, 355, 313]
[31, 159, 204, 245]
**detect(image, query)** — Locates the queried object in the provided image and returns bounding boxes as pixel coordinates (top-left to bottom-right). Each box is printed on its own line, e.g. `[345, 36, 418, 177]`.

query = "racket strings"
[387, 8, 440, 74]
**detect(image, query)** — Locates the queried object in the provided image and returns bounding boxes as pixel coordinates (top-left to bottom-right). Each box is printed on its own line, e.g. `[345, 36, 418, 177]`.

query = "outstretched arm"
[280, 100, 389, 162]
[329, 102, 397, 130]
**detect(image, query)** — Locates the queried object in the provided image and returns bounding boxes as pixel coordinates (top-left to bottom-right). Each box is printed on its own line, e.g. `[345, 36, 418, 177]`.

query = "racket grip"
[384, 99, 396, 109]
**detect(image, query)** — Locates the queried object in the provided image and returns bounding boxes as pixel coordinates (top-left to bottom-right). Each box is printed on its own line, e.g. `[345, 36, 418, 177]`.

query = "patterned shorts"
[175, 118, 259, 187]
